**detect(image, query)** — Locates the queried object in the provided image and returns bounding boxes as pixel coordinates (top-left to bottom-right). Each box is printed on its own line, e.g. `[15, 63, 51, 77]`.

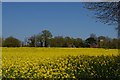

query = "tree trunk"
[45, 40, 47, 47]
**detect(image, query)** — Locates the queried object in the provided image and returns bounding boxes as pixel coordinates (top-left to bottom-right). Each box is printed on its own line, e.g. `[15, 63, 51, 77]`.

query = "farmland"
[2, 48, 120, 79]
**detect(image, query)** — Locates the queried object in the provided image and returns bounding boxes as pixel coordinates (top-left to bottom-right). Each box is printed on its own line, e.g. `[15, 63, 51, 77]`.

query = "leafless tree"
[84, 2, 120, 38]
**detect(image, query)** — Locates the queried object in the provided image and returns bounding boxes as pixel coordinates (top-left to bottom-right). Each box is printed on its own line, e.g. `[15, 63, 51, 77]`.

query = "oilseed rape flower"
[2, 47, 120, 79]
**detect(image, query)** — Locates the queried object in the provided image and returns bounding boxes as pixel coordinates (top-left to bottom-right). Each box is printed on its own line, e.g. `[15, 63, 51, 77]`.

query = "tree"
[27, 35, 36, 47]
[27, 30, 52, 47]
[98, 36, 112, 49]
[85, 37, 97, 47]
[36, 34, 43, 47]
[0, 37, 3, 47]
[50, 36, 84, 48]
[40, 30, 52, 47]
[50, 36, 65, 47]
[84, 2, 120, 38]
[98, 36, 106, 48]
[73, 38, 84, 48]
[110, 38, 118, 49]
[3, 36, 21, 47]
[63, 37, 73, 47]
[0, 37, 4, 47]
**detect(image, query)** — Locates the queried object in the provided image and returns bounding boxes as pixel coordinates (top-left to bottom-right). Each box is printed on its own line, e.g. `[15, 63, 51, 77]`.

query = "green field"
[2, 48, 120, 79]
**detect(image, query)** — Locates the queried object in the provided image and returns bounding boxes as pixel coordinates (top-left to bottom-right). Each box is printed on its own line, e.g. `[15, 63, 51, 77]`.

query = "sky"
[2, 2, 117, 41]
[2, 0, 119, 2]
[0, 2, 2, 37]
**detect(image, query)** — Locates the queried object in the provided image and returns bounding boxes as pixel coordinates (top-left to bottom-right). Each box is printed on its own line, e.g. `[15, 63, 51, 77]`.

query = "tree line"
[84, 2, 120, 49]
[0, 30, 119, 49]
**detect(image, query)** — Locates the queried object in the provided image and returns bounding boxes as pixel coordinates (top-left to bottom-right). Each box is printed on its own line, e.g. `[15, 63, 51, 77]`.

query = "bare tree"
[84, 2, 120, 38]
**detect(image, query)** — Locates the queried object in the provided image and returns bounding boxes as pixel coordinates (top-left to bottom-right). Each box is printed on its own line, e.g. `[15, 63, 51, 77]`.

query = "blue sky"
[0, 2, 2, 37]
[2, 0, 119, 2]
[3, 2, 117, 41]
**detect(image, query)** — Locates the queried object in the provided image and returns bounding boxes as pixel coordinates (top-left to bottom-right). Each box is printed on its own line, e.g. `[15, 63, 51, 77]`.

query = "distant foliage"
[2, 35, 119, 49]
[85, 37, 97, 47]
[0, 37, 2, 47]
[27, 30, 52, 47]
[2, 30, 119, 49]
[3, 36, 21, 47]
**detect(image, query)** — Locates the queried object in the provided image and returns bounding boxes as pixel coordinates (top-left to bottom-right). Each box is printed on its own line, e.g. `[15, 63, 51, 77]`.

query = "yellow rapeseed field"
[2, 48, 119, 78]
[2, 47, 118, 57]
